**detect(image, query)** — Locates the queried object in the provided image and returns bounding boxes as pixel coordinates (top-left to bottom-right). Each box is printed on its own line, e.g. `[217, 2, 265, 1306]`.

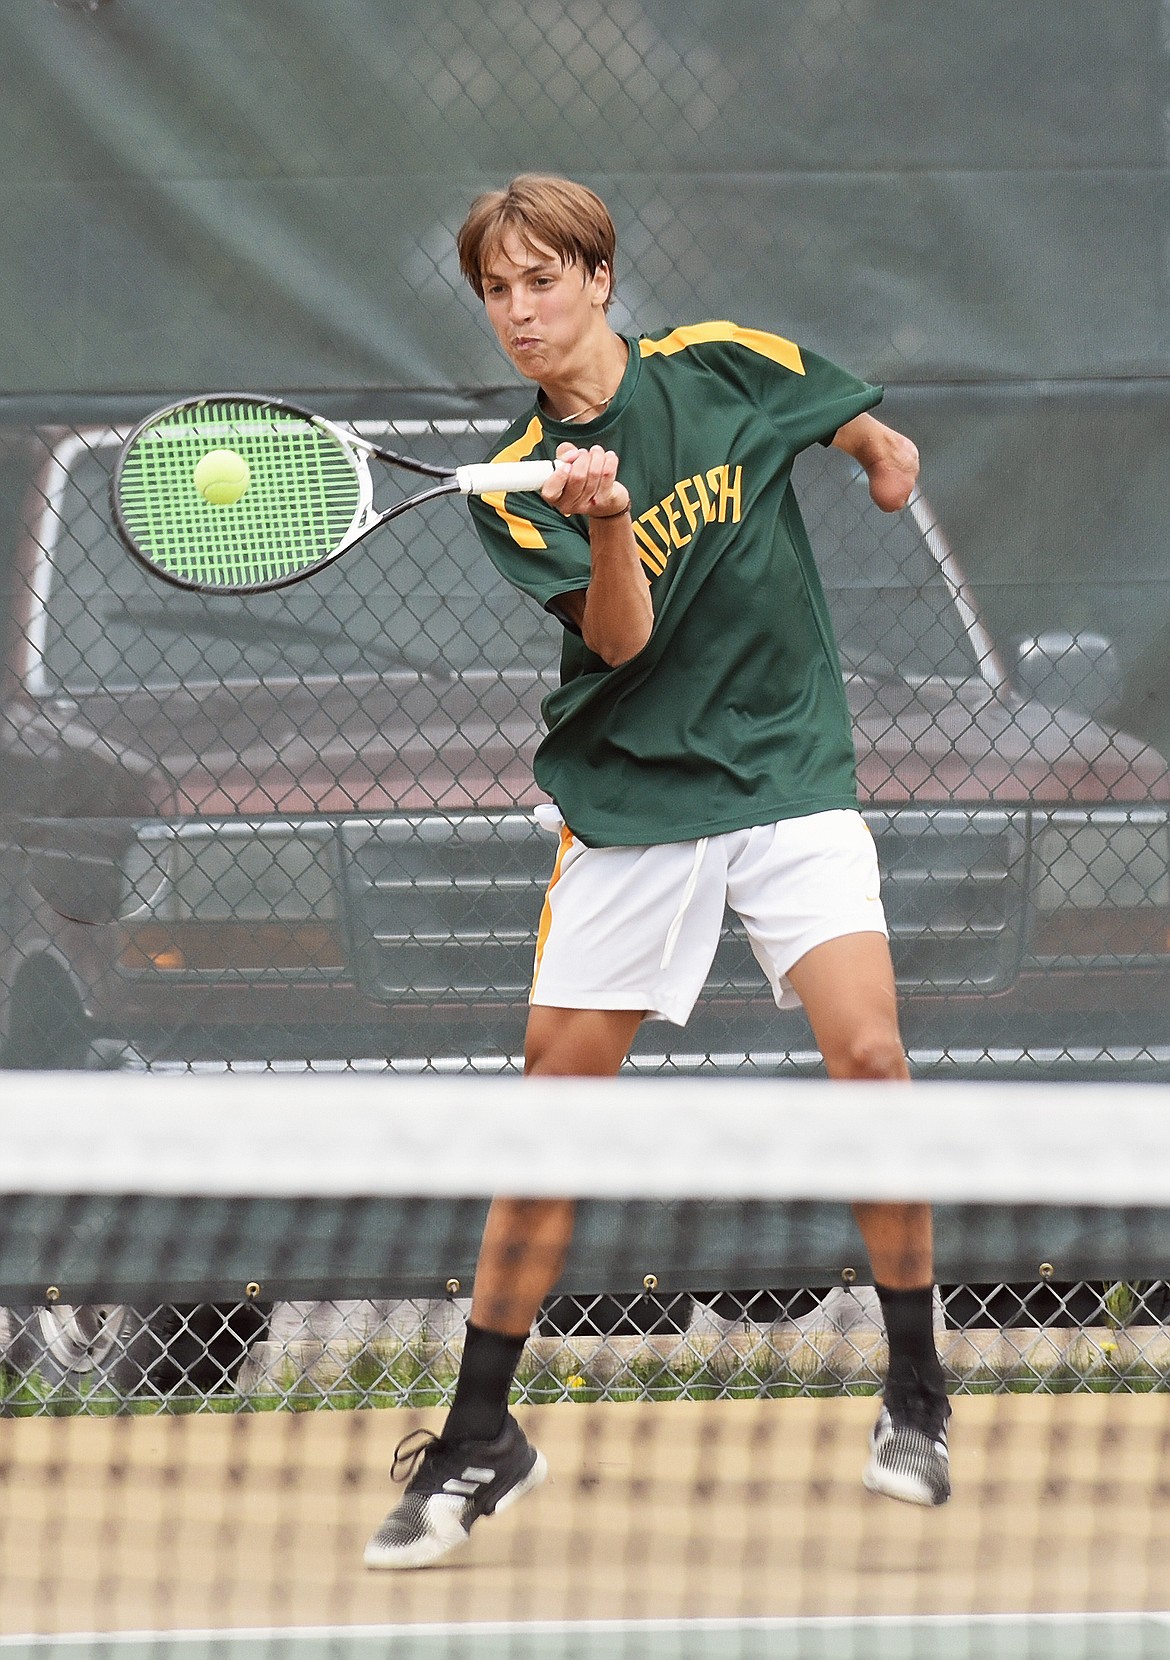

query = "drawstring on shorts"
[659, 837, 708, 971]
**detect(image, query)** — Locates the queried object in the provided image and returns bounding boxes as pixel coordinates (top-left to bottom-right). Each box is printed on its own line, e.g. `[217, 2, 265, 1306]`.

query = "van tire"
[0, 956, 92, 1070]
[2, 1300, 271, 1397]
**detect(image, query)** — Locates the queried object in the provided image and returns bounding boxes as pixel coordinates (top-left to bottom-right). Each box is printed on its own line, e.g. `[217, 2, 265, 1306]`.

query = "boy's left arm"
[832, 412, 920, 513]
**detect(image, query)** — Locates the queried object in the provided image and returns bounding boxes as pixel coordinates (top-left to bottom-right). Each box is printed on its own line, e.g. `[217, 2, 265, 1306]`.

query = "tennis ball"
[193, 448, 250, 505]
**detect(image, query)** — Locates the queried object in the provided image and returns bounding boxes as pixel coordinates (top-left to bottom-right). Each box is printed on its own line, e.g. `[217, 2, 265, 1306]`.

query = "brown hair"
[457, 174, 617, 310]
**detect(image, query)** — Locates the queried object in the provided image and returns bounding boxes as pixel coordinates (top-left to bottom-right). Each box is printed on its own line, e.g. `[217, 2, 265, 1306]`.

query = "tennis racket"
[109, 394, 556, 595]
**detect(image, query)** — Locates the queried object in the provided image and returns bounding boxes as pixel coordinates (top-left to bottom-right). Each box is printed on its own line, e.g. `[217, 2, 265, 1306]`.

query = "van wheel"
[0, 956, 92, 1070]
[2, 1301, 271, 1397]
[2, 1303, 159, 1393]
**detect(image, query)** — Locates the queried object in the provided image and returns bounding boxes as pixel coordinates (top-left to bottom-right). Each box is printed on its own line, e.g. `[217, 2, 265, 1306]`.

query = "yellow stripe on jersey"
[640, 320, 805, 376]
[482, 416, 548, 549]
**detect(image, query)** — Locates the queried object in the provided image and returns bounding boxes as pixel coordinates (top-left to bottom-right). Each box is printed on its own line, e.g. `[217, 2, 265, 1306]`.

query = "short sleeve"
[467, 487, 592, 614]
[703, 329, 882, 458]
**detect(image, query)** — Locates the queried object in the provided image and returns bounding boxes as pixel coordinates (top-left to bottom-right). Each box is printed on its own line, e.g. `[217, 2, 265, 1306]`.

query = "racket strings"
[116, 401, 364, 590]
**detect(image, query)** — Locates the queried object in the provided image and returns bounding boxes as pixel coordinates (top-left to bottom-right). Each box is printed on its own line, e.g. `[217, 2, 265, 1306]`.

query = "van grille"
[340, 808, 1030, 1005]
[869, 807, 1029, 991]
[342, 815, 552, 1003]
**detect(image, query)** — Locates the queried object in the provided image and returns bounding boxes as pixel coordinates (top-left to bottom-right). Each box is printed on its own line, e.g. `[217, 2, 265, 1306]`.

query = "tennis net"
[1, 1072, 1169, 1660]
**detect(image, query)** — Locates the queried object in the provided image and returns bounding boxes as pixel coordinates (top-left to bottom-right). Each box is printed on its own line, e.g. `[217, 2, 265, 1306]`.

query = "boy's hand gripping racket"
[110, 395, 555, 595]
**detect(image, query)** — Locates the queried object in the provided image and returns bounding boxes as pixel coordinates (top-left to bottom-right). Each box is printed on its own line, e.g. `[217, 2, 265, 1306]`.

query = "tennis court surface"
[2, 1074, 1169, 1660]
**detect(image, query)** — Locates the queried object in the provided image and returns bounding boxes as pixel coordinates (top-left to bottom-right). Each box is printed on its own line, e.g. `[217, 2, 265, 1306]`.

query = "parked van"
[2, 420, 1167, 1075]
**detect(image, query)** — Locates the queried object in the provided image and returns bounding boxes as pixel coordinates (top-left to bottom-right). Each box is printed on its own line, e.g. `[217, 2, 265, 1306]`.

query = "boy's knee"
[827, 1027, 908, 1081]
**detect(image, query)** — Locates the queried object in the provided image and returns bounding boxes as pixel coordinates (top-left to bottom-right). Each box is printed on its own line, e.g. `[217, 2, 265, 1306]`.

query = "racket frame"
[110, 394, 478, 596]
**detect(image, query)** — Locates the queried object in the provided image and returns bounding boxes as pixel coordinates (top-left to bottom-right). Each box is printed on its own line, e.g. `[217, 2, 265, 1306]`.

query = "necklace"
[557, 391, 615, 424]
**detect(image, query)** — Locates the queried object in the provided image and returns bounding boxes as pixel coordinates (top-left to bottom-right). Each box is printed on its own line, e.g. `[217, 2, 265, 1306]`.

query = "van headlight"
[118, 823, 342, 974]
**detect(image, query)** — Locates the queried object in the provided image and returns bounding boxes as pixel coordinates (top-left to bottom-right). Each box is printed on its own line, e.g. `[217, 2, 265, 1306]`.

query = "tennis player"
[365, 174, 951, 1570]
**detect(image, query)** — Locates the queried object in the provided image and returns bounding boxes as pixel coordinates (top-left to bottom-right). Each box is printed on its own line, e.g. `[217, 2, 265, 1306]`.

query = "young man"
[364, 174, 950, 1571]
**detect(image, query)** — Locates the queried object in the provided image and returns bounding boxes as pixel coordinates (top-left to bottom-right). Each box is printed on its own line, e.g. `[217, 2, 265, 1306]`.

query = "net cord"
[2, 1076, 1170, 1205]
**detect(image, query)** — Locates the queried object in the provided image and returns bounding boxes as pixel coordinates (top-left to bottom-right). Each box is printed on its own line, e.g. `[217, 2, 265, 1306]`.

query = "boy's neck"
[539, 329, 628, 424]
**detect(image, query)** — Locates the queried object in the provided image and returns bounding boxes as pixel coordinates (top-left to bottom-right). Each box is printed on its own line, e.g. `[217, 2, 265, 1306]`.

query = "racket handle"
[456, 460, 557, 496]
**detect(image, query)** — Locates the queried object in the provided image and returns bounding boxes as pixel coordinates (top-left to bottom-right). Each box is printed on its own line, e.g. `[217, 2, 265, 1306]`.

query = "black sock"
[875, 1283, 946, 1394]
[443, 1322, 527, 1444]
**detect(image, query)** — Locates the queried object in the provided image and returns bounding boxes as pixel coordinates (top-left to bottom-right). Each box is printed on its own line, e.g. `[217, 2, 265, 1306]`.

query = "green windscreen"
[114, 400, 365, 590]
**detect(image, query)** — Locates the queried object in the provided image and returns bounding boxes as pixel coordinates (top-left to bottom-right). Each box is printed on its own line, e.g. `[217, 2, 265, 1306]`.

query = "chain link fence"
[1, 0, 1168, 1407]
[2, 410, 1169, 1405]
[5, 1280, 1170, 1417]
[5, 2, 1162, 393]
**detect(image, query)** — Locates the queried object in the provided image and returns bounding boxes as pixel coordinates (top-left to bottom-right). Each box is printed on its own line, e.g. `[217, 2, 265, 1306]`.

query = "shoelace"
[390, 1427, 447, 1484]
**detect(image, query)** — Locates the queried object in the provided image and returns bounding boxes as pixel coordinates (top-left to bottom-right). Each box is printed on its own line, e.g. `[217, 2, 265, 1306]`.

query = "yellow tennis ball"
[193, 448, 250, 505]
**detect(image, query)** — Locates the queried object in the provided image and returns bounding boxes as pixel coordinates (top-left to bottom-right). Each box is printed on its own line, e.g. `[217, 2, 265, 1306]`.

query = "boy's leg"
[783, 931, 932, 1285]
[446, 1008, 643, 1429]
[786, 931, 951, 1507]
[365, 1006, 641, 1569]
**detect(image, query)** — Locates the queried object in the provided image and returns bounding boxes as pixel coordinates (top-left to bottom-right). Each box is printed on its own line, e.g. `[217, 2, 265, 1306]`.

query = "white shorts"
[530, 807, 888, 1026]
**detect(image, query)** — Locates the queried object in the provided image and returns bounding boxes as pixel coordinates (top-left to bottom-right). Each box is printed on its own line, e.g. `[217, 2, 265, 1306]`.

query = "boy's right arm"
[542, 441, 651, 667]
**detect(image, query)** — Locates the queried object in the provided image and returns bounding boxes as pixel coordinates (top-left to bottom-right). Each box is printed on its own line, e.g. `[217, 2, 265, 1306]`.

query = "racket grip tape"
[456, 460, 557, 495]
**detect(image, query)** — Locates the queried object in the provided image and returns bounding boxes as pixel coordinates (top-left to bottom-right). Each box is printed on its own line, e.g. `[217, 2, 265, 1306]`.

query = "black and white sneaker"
[863, 1374, 951, 1507]
[364, 1414, 547, 1570]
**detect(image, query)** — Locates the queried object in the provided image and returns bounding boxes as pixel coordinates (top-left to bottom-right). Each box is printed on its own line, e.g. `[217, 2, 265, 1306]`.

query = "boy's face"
[480, 228, 611, 383]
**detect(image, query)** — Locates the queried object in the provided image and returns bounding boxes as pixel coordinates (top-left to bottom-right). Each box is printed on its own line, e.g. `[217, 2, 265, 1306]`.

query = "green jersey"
[467, 321, 882, 847]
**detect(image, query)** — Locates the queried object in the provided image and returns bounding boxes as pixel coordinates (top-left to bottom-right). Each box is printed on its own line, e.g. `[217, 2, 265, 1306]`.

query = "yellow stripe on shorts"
[529, 824, 574, 1000]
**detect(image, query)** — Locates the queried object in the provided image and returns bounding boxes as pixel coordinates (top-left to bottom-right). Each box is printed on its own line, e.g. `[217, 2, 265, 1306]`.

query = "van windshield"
[36, 432, 981, 693]
[794, 448, 982, 682]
